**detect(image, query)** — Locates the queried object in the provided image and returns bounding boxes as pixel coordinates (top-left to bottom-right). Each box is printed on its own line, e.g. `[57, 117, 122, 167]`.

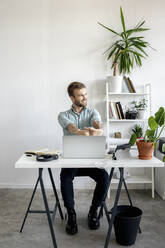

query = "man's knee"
[97, 169, 109, 188]
[60, 169, 76, 182]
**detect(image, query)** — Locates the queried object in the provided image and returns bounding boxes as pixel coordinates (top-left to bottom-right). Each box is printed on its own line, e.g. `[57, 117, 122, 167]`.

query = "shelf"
[109, 119, 146, 122]
[108, 92, 148, 96]
[112, 175, 152, 184]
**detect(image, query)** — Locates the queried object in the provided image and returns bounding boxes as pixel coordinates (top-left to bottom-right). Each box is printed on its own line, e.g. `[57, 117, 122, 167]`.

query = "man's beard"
[74, 100, 87, 108]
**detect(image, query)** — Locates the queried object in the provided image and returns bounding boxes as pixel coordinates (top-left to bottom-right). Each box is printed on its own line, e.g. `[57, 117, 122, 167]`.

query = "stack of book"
[109, 101, 125, 119]
[123, 76, 136, 93]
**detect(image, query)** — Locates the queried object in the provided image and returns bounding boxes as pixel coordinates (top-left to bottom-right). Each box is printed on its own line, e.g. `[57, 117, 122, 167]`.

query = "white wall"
[0, 0, 164, 188]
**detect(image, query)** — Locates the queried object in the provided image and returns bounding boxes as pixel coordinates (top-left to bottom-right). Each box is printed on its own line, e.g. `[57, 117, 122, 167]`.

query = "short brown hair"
[67, 81, 86, 97]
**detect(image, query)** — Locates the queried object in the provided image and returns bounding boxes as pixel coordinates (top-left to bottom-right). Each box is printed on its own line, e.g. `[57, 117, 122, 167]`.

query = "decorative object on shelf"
[131, 98, 148, 119]
[125, 110, 138, 119]
[130, 107, 165, 160]
[98, 7, 152, 93]
[132, 124, 143, 139]
[115, 132, 122, 138]
[107, 75, 123, 93]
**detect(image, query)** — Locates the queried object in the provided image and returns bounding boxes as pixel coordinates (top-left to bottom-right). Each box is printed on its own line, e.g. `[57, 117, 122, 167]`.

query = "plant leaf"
[98, 22, 121, 36]
[155, 107, 165, 126]
[107, 46, 118, 60]
[145, 129, 155, 142]
[163, 156, 165, 163]
[135, 20, 145, 29]
[162, 144, 165, 153]
[148, 116, 158, 130]
[120, 7, 126, 35]
[133, 44, 148, 57]
[129, 133, 137, 146]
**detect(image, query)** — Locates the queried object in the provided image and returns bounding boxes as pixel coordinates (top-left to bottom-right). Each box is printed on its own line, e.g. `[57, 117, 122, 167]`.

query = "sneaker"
[88, 210, 100, 230]
[66, 209, 78, 235]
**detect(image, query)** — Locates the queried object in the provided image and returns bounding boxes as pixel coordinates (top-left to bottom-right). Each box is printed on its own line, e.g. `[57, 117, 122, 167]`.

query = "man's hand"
[76, 129, 89, 136]
[67, 124, 89, 136]
[85, 127, 103, 136]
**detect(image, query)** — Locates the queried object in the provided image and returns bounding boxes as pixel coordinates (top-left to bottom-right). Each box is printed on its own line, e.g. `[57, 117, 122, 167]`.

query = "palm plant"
[98, 7, 152, 76]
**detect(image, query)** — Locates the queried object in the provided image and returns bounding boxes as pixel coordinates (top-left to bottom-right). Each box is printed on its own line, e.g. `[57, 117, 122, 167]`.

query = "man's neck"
[72, 104, 84, 114]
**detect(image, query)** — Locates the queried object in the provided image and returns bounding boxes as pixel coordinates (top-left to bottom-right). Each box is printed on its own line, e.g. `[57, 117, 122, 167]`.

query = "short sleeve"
[90, 109, 102, 126]
[58, 112, 74, 129]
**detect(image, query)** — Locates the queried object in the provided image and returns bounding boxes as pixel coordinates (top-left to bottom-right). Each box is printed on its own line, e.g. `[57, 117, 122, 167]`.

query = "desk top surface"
[15, 150, 164, 169]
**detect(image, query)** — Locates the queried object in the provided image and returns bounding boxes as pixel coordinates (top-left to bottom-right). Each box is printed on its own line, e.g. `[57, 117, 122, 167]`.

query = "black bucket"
[113, 205, 142, 246]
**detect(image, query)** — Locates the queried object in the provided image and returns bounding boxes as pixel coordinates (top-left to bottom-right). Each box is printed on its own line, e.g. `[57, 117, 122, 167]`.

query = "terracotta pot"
[136, 140, 154, 160]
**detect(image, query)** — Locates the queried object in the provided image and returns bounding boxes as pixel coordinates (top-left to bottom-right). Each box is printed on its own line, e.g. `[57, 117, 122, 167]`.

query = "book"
[123, 76, 132, 93]
[109, 102, 113, 118]
[127, 77, 136, 93]
[110, 101, 118, 119]
[116, 102, 125, 119]
[113, 102, 120, 119]
[115, 103, 122, 119]
[126, 77, 134, 92]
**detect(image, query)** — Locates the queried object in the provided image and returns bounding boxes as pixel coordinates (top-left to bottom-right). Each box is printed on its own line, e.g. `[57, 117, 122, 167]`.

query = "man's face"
[71, 87, 87, 107]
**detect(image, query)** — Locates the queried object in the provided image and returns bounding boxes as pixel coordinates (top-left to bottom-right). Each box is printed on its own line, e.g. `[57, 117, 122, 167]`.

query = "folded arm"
[85, 120, 103, 136]
[67, 123, 89, 136]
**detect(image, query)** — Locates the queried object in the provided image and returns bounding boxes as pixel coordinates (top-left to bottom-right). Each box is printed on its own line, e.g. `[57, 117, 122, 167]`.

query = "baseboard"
[0, 183, 151, 190]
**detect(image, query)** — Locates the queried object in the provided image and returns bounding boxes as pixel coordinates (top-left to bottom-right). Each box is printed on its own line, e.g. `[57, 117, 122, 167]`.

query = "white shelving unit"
[105, 82, 155, 197]
[109, 119, 146, 122]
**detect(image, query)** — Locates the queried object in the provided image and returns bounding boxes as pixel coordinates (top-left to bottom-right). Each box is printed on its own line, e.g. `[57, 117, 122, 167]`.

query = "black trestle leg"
[39, 169, 57, 248]
[20, 177, 40, 233]
[48, 168, 64, 221]
[98, 168, 114, 220]
[104, 168, 124, 248]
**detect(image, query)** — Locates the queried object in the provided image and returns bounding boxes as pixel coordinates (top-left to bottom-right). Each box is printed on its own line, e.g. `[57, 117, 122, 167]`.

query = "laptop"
[62, 136, 106, 159]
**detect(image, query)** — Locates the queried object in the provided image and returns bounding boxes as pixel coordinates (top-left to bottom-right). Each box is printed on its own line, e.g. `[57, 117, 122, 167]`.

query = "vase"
[138, 110, 146, 119]
[107, 76, 123, 93]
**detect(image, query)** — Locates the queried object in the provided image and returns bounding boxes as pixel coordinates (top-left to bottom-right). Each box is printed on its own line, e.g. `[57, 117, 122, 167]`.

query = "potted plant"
[131, 98, 148, 119]
[132, 124, 143, 140]
[130, 107, 165, 160]
[98, 7, 151, 93]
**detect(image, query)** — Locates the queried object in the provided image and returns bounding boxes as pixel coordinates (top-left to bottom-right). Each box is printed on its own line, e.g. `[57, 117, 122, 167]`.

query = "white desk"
[15, 150, 164, 248]
[15, 150, 163, 169]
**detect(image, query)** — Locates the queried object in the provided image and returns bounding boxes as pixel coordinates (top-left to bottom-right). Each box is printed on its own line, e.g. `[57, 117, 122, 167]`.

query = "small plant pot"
[108, 76, 123, 93]
[138, 110, 146, 119]
[136, 140, 154, 160]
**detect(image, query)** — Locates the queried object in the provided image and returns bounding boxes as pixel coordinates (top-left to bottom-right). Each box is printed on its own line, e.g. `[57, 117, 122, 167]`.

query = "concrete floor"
[0, 189, 165, 248]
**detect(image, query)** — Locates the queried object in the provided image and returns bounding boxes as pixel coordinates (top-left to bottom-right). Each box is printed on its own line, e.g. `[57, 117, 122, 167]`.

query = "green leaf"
[155, 107, 165, 126]
[120, 7, 126, 35]
[162, 144, 165, 153]
[154, 142, 158, 149]
[148, 116, 158, 130]
[98, 22, 121, 36]
[133, 44, 148, 57]
[136, 20, 146, 29]
[129, 133, 137, 146]
[126, 27, 150, 37]
[163, 155, 165, 163]
[107, 46, 118, 60]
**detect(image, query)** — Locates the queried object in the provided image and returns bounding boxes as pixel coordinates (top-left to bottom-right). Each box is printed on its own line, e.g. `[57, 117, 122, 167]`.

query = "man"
[58, 82, 109, 235]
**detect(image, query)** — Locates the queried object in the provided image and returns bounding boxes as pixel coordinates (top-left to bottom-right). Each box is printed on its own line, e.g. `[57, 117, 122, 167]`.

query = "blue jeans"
[60, 168, 110, 210]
